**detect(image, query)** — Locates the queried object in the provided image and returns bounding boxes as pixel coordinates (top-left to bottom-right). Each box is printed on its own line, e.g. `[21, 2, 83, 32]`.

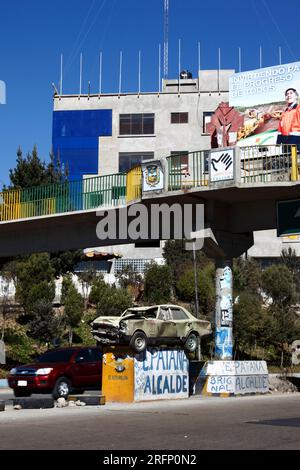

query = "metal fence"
[0, 173, 127, 222]
[167, 151, 209, 191]
[239, 144, 298, 183]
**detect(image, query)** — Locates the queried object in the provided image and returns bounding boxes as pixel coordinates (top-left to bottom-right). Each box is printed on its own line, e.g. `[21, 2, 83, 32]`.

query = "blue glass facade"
[52, 109, 112, 180]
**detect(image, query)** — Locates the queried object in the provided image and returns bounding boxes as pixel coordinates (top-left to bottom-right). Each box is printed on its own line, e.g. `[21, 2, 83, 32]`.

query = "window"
[36, 349, 74, 363]
[119, 114, 154, 135]
[203, 112, 214, 133]
[171, 112, 188, 124]
[170, 307, 188, 320]
[119, 152, 154, 172]
[158, 307, 171, 320]
[75, 348, 91, 363]
[114, 258, 151, 274]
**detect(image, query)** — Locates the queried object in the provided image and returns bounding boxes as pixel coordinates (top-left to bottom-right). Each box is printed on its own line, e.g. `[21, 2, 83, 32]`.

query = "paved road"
[1, 393, 300, 450]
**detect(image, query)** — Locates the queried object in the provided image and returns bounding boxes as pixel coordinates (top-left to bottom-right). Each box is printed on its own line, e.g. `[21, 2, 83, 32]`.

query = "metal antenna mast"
[163, 0, 169, 79]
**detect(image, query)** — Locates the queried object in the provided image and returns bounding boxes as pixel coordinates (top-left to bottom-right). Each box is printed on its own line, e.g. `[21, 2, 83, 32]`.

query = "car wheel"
[52, 377, 71, 400]
[184, 333, 198, 353]
[14, 389, 31, 397]
[129, 331, 147, 353]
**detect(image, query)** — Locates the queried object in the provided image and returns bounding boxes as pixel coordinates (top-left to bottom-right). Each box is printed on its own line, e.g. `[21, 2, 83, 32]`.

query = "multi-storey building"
[52, 69, 300, 278]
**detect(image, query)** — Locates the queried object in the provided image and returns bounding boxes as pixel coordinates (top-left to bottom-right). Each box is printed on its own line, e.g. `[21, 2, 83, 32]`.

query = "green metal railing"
[0, 173, 126, 222]
[167, 151, 209, 191]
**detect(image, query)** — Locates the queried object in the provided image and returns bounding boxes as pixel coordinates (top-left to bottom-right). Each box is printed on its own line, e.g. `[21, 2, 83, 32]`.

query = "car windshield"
[122, 307, 158, 319]
[36, 349, 74, 363]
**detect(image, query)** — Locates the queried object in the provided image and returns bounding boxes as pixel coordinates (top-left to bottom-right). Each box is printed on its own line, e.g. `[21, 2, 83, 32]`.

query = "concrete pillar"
[214, 258, 233, 360]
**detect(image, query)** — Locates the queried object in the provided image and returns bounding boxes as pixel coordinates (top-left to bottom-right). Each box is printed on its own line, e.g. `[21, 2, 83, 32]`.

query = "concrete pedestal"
[102, 346, 189, 403]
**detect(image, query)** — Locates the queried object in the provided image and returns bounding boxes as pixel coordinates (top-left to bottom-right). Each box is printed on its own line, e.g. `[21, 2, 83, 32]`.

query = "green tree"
[8, 145, 66, 189]
[163, 240, 210, 282]
[115, 264, 143, 300]
[143, 263, 173, 304]
[77, 268, 97, 310]
[16, 253, 55, 317]
[63, 283, 84, 345]
[261, 264, 299, 366]
[233, 291, 264, 358]
[89, 275, 109, 306]
[233, 257, 262, 296]
[176, 262, 215, 317]
[50, 250, 84, 278]
[281, 247, 300, 295]
[96, 285, 133, 317]
[27, 300, 62, 344]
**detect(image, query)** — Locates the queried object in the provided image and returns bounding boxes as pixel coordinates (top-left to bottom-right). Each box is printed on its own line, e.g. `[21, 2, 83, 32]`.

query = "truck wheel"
[52, 377, 71, 400]
[129, 332, 147, 353]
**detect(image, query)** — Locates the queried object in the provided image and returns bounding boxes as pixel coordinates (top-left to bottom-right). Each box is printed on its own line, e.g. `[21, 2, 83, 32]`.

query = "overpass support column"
[214, 257, 233, 360]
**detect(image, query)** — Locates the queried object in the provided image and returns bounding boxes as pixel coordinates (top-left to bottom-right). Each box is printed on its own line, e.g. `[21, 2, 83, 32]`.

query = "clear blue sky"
[0, 0, 299, 187]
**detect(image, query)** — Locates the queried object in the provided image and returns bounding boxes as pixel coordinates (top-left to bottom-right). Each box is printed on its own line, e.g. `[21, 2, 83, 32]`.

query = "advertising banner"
[229, 62, 300, 145]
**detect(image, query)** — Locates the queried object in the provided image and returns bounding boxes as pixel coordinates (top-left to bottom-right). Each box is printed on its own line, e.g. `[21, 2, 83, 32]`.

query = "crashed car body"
[91, 304, 211, 353]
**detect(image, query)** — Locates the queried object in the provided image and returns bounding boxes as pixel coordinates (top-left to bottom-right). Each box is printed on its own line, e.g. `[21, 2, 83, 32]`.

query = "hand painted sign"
[134, 348, 189, 401]
[198, 360, 269, 395]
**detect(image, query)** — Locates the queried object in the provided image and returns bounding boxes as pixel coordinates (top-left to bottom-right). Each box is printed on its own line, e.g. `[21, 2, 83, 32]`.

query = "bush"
[143, 263, 173, 304]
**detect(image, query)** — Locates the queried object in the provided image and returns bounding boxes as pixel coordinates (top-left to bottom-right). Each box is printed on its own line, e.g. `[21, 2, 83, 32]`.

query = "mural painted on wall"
[134, 348, 189, 401]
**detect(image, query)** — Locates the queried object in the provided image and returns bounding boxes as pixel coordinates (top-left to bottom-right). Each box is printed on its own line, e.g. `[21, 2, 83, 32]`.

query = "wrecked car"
[91, 304, 211, 353]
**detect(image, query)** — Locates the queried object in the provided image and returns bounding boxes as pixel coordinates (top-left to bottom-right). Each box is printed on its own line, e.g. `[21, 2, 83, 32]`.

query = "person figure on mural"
[276, 88, 300, 150]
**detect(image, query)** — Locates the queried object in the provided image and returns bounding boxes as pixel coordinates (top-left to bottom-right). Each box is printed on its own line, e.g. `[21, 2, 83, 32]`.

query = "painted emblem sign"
[142, 161, 164, 192]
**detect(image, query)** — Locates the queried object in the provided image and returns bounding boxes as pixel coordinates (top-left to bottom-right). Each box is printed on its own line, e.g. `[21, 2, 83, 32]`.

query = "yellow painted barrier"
[291, 145, 298, 181]
[126, 166, 142, 203]
[102, 346, 134, 403]
[0, 189, 21, 221]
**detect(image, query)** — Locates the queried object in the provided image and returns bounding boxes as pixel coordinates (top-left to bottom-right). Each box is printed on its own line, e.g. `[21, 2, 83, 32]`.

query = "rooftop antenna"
[99, 51, 103, 97]
[163, 0, 169, 79]
[158, 43, 161, 93]
[259, 45, 263, 68]
[79, 52, 83, 97]
[60, 53, 63, 95]
[278, 46, 282, 65]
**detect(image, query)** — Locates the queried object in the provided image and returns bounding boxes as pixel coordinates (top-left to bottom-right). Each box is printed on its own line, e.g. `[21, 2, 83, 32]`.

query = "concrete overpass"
[1, 145, 299, 360]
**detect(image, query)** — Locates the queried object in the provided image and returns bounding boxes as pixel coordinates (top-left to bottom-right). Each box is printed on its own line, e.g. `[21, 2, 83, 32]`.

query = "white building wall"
[54, 71, 233, 176]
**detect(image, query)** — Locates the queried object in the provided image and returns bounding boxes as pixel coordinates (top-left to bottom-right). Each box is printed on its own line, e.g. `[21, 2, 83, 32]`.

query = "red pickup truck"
[8, 346, 102, 399]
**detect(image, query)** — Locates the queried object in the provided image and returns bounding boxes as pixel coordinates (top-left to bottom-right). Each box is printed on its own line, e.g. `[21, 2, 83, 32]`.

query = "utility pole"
[163, 0, 169, 79]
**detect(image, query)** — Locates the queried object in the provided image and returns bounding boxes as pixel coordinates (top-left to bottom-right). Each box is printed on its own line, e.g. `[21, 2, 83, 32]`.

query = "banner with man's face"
[229, 62, 300, 144]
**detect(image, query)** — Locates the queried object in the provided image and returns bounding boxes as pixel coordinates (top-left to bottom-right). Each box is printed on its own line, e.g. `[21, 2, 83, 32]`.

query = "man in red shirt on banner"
[277, 88, 300, 150]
